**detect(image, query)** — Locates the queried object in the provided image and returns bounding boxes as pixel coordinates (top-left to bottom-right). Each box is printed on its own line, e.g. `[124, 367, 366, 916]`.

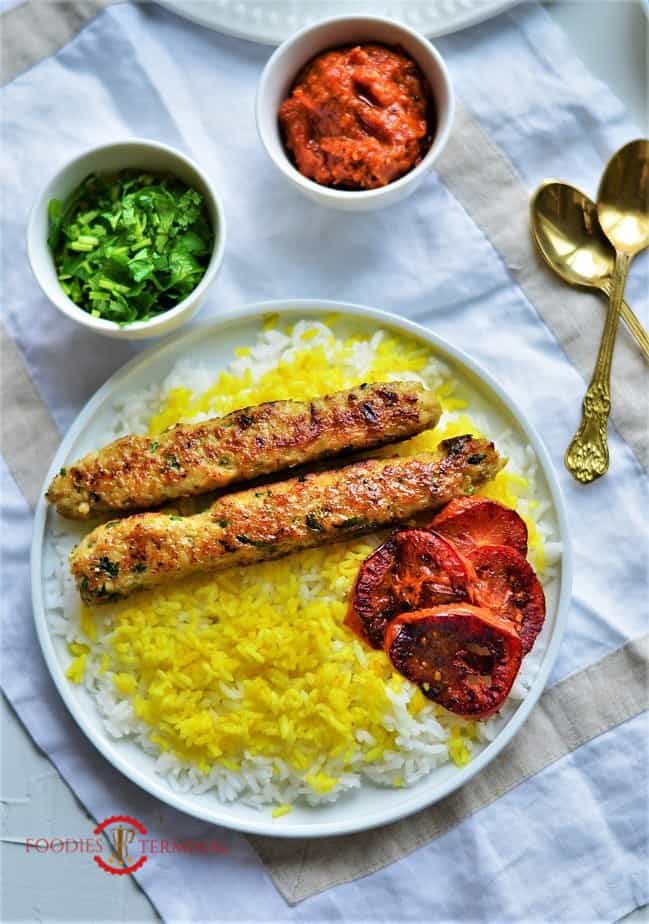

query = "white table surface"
[1, 1, 647, 921]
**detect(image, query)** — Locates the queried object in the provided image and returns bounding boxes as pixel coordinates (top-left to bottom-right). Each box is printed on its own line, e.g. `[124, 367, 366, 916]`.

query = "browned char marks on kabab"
[70, 435, 503, 604]
[47, 381, 441, 520]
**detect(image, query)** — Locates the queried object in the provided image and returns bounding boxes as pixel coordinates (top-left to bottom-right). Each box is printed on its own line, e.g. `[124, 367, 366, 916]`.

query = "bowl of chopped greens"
[28, 139, 226, 339]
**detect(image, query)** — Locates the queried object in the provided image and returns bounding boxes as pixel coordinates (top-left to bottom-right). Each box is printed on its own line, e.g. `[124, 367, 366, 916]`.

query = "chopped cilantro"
[59, 467, 67, 476]
[47, 171, 214, 325]
[97, 556, 119, 578]
[305, 513, 324, 532]
[336, 516, 367, 530]
[164, 454, 181, 471]
[149, 441, 159, 452]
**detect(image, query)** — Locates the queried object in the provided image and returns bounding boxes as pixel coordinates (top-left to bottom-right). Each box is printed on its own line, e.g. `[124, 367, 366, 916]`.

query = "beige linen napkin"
[2, 0, 648, 906]
[0, 0, 114, 85]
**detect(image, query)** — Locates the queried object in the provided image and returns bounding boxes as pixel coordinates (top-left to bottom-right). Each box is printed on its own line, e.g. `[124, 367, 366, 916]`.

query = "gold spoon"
[531, 180, 649, 360]
[565, 138, 649, 484]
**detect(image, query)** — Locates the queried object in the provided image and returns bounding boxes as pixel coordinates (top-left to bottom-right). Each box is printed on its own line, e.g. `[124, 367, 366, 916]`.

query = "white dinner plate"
[158, 0, 522, 45]
[31, 300, 572, 838]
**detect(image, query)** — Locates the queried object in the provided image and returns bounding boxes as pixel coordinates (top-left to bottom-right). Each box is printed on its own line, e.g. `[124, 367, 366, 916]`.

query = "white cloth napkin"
[1, 2, 648, 921]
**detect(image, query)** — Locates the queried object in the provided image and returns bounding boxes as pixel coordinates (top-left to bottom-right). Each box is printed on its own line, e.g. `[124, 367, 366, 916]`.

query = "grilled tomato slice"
[469, 545, 545, 654]
[384, 604, 522, 718]
[429, 496, 528, 557]
[346, 529, 470, 648]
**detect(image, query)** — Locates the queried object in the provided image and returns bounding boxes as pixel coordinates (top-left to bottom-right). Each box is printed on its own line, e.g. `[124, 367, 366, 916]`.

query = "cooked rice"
[46, 319, 560, 812]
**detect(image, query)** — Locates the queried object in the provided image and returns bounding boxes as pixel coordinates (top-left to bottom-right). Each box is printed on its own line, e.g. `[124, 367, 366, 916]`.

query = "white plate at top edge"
[157, 0, 522, 46]
[31, 299, 572, 839]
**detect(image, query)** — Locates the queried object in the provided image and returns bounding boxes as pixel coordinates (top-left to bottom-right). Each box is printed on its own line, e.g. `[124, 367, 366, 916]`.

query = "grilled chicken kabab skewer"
[71, 435, 503, 604]
[48, 381, 441, 520]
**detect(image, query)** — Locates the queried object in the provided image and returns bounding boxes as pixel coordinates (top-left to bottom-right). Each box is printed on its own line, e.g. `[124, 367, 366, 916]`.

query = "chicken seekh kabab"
[70, 435, 502, 604]
[46, 381, 441, 519]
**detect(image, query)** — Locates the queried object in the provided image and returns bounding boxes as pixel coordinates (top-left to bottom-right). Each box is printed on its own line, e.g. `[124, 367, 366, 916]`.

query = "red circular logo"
[93, 815, 148, 876]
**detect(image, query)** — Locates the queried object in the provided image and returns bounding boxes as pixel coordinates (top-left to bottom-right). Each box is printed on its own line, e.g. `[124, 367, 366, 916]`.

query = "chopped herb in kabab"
[48, 171, 214, 325]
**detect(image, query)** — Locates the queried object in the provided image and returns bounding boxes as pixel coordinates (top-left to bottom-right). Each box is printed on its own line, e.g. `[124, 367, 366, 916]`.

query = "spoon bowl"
[598, 139, 649, 254]
[532, 181, 616, 288]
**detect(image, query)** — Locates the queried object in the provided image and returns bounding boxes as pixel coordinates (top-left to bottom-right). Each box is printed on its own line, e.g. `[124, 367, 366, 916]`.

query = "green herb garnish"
[305, 513, 324, 532]
[164, 454, 182, 471]
[47, 171, 214, 325]
[335, 517, 367, 530]
[97, 556, 119, 578]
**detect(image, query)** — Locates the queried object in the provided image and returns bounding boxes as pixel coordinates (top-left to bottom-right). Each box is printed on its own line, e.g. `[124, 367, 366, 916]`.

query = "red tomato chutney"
[278, 43, 434, 190]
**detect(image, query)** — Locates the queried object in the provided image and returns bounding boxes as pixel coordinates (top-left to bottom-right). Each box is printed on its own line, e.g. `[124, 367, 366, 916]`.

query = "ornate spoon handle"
[565, 251, 631, 483]
[602, 286, 649, 361]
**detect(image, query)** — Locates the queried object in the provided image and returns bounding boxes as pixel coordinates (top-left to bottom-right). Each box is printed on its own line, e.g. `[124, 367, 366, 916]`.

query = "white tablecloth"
[1, 2, 648, 920]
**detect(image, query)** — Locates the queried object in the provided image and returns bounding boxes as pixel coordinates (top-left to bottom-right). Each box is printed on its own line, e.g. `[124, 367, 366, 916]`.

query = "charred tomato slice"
[430, 496, 528, 557]
[384, 604, 522, 719]
[345, 538, 397, 646]
[346, 529, 470, 648]
[469, 545, 545, 654]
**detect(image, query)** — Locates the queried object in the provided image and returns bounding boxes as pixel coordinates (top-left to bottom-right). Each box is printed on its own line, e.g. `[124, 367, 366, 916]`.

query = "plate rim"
[157, 0, 523, 46]
[31, 298, 573, 838]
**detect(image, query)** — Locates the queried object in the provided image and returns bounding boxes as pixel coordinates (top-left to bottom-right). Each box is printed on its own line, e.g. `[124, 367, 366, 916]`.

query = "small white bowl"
[256, 15, 455, 212]
[28, 139, 226, 340]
